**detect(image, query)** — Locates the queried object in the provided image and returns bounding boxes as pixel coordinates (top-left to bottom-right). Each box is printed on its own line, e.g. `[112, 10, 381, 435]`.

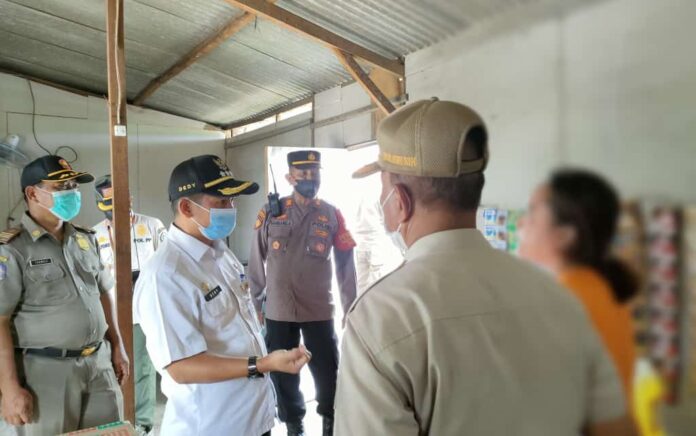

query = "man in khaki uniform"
[249, 150, 357, 436]
[0, 155, 129, 435]
[336, 99, 637, 435]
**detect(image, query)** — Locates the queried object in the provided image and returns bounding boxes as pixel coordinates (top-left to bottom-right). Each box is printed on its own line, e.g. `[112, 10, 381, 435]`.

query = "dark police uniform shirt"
[0, 213, 113, 349]
[249, 196, 357, 322]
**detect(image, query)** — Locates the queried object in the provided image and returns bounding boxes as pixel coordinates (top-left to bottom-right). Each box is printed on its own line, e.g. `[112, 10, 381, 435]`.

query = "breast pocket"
[306, 222, 333, 259]
[203, 287, 233, 318]
[75, 252, 102, 295]
[24, 263, 72, 305]
[268, 223, 291, 256]
[307, 237, 332, 260]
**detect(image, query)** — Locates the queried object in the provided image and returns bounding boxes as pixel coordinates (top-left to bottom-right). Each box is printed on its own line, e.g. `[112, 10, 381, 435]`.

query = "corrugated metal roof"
[277, 0, 547, 58]
[0, 0, 587, 127]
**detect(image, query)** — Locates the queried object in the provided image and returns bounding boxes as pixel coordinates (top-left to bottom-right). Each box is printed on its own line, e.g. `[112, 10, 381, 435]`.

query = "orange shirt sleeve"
[560, 268, 636, 402]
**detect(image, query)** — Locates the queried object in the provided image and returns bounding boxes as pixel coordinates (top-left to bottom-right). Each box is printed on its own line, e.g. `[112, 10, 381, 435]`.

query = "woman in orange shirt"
[519, 169, 638, 401]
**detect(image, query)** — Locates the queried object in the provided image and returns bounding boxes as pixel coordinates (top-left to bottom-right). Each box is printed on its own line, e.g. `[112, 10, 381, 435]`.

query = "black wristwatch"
[247, 356, 264, 379]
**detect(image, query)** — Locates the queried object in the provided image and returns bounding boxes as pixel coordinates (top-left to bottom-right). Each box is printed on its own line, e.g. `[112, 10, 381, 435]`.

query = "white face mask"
[380, 188, 408, 254]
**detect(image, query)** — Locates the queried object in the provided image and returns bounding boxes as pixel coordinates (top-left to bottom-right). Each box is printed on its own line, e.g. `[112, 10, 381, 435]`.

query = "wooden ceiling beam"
[133, 10, 261, 105]
[224, 0, 404, 77]
[333, 48, 396, 115]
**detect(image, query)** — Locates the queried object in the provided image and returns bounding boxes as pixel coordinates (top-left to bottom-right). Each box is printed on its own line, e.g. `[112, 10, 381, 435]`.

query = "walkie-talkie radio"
[268, 164, 282, 217]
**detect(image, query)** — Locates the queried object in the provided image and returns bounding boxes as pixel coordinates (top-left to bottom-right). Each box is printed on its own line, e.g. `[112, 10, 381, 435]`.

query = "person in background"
[134, 155, 311, 436]
[0, 155, 128, 435]
[335, 98, 636, 436]
[519, 168, 638, 403]
[353, 180, 403, 294]
[92, 174, 166, 436]
[249, 150, 357, 436]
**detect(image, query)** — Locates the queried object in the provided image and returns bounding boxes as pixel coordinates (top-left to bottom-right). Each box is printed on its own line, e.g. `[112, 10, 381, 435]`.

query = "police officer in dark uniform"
[0, 155, 128, 435]
[249, 150, 357, 436]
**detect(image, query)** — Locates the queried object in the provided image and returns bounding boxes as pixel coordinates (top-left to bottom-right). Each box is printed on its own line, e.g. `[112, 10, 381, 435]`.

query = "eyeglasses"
[41, 181, 79, 192]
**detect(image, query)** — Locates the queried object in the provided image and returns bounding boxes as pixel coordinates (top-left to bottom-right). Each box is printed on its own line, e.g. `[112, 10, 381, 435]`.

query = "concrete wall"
[314, 82, 374, 149]
[0, 72, 225, 229]
[406, 0, 696, 208]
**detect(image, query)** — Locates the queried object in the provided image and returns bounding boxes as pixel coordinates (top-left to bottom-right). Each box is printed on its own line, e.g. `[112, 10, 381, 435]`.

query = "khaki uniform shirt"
[335, 229, 626, 436]
[248, 196, 357, 322]
[0, 213, 113, 349]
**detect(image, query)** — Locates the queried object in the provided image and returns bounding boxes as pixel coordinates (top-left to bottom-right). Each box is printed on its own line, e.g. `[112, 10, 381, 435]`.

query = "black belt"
[18, 342, 102, 358]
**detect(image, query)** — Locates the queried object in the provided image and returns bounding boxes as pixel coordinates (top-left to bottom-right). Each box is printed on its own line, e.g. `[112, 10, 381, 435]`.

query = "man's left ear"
[395, 184, 415, 223]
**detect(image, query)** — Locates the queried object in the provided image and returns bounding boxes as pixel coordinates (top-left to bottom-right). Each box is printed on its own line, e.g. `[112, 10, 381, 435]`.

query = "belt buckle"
[81, 346, 97, 357]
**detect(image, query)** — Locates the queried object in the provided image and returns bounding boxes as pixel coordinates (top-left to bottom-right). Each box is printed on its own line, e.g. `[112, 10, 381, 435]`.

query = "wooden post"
[333, 48, 396, 115]
[105, 0, 134, 424]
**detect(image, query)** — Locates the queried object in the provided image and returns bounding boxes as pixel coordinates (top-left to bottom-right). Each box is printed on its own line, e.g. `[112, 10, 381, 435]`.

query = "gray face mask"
[295, 179, 319, 199]
[380, 188, 408, 254]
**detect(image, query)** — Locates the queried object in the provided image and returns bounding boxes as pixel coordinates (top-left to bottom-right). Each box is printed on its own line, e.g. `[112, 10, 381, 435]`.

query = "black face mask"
[295, 180, 319, 199]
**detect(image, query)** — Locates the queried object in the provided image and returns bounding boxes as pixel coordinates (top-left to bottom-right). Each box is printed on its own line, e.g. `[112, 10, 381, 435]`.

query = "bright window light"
[231, 102, 313, 137]
[278, 102, 312, 121]
[231, 115, 276, 137]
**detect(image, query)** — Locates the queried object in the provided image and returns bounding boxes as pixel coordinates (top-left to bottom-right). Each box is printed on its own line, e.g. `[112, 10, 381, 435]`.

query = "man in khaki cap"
[335, 98, 637, 435]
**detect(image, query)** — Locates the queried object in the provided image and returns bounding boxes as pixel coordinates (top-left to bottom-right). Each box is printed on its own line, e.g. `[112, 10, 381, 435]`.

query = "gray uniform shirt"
[336, 229, 626, 436]
[248, 196, 357, 322]
[0, 213, 114, 349]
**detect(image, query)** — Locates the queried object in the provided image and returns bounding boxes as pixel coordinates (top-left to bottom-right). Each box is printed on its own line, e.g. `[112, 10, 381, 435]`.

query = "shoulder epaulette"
[0, 228, 22, 245]
[73, 224, 96, 235]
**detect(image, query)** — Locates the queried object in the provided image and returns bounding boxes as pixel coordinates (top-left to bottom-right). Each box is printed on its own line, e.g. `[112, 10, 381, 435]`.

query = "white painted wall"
[406, 0, 696, 208]
[0, 72, 225, 229]
[314, 82, 374, 149]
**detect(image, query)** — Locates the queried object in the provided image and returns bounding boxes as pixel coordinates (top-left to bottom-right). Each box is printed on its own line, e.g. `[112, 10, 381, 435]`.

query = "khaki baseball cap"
[353, 98, 488, 178]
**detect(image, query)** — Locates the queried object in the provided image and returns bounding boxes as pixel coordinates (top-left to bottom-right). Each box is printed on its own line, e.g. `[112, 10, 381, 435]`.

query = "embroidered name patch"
[30, 258, 53, 266]
[204, 285, 223, 302]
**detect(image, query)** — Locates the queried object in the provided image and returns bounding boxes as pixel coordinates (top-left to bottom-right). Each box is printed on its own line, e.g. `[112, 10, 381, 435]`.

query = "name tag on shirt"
[30, 258, 53, 266]
[204, 285, 223, 302]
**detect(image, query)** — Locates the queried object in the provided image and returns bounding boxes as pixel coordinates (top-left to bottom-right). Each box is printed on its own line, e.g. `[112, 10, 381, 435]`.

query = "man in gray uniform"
[249, 150, 357, 436]
[0, 155, 129, 435]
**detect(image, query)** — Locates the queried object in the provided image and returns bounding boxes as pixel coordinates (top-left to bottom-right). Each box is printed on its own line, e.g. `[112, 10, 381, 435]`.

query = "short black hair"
[171, 193, 205, 216]
[390, 172, 485, 212]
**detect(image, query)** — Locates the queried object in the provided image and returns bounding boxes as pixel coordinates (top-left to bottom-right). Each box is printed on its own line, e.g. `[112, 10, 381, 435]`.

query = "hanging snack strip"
[645, 205, 683, 404]
[683, 206, 696, 400]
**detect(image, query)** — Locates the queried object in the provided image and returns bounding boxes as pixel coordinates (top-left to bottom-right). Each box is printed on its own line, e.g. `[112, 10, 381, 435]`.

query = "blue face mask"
[38, 188, 82, 222]
[191, 201, 237, 240]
